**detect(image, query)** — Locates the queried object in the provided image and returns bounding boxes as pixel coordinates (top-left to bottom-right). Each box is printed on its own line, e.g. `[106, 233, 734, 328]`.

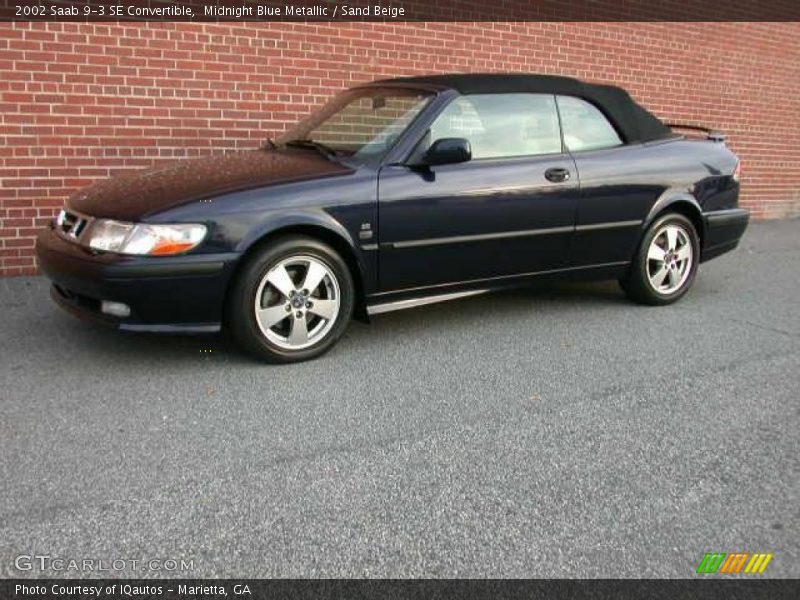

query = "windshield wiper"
[283, 139, 339, 158]
[261, 138, 278, 150]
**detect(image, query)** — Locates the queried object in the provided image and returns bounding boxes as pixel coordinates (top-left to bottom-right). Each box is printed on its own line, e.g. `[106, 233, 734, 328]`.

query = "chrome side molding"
[367, 289, 490, 316]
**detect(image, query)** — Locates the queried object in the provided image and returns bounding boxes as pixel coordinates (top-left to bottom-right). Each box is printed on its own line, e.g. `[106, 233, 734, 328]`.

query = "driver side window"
[429, 93, 563, 159]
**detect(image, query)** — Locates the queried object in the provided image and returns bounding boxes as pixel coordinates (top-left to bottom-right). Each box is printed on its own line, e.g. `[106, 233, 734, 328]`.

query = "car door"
[556, 95, 661, 267]
[377, 93, 579, 292]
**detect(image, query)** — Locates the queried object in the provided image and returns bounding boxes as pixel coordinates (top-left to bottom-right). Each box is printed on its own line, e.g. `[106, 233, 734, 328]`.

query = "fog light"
[101, 301, 131, 318]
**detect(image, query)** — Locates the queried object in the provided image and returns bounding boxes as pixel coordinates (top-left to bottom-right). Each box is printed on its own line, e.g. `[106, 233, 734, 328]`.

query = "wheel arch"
[642, 190, 704, 246]
[226, 213, 369, 323]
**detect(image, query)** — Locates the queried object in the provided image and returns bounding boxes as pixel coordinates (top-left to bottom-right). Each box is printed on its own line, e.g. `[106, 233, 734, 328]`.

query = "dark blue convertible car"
[36, 74, 749, 362]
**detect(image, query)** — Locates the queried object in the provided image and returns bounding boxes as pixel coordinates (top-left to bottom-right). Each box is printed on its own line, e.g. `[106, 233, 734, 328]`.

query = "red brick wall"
[1, 21, 798, 276]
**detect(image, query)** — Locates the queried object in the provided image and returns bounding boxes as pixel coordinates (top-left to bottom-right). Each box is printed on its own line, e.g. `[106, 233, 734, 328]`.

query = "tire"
[227, 236, 354, 363]
[620, 213, 700, 306]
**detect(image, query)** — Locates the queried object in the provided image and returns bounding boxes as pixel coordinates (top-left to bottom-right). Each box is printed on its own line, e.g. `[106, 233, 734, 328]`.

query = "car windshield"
[277, 87, 433, 163]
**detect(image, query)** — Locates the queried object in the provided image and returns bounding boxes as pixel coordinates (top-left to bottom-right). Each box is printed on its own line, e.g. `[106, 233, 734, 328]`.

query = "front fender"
[234, 208, 375, 309]
[236, 209, 359, 255]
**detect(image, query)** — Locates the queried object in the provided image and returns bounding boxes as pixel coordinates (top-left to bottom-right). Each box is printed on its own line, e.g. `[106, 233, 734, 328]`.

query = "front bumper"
[700, 208, 750, 262]
[36, 226, 240, 332]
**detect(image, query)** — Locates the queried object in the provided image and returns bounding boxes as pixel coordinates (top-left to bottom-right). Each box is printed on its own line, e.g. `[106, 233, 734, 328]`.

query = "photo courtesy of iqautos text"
[0, 1, 798, 599]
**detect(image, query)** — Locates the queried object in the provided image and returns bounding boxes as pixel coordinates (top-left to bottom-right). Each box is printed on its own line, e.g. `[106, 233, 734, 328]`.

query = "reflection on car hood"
[67, 149, 353, 221]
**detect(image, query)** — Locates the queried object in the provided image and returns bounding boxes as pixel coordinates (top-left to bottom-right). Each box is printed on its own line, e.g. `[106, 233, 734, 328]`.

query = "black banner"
[2, 0, 800, 22]
[2, 579, 800, 600]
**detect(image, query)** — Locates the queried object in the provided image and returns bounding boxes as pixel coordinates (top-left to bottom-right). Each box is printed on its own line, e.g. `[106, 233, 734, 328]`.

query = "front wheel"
[228, 236, 354, 363]
[620, 213, 699, 306]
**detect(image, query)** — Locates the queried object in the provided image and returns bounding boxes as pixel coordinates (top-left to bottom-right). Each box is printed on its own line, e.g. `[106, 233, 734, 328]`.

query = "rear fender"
[643, 189, 704, 239]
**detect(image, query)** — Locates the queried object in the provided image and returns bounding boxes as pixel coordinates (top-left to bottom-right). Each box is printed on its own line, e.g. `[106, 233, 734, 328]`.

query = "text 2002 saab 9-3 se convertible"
[37, 74, 749, 363]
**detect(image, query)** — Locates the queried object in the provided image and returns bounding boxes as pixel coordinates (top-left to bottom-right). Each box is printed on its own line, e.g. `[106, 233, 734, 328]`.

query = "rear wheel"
[620, 213, 699, 306]
[228, 236, 354, 363]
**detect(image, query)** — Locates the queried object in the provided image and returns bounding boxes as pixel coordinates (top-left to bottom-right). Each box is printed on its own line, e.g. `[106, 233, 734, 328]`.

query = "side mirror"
[423, 138, 472, 166]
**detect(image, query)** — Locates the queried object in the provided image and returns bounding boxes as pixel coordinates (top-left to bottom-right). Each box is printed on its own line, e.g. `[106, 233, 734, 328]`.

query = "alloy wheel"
[254, 255, 341, 350]
[646, 223, 693, 294]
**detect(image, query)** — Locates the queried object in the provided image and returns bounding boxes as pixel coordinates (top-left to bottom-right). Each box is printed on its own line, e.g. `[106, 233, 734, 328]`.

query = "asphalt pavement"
[0, 219, 798, 578]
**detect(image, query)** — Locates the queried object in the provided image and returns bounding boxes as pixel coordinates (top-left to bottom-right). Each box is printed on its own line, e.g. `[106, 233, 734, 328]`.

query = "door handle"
[544, 167, 571, 183]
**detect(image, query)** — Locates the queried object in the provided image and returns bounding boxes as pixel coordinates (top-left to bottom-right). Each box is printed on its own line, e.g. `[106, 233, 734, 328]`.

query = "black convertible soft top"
[371, 73, 672, 144]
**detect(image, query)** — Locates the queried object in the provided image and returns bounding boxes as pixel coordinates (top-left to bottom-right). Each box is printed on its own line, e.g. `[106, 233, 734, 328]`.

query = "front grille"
[55, 209, 90, 241]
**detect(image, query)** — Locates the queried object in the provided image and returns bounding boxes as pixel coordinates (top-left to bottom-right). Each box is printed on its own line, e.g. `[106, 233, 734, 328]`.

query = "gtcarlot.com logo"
[14, 554, 195, 573]
[696, 552, 773, 574]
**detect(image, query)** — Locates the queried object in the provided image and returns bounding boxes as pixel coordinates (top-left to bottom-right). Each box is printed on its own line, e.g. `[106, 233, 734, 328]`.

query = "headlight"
[87, 220, 134, 252]
[87, 219, 207, 255]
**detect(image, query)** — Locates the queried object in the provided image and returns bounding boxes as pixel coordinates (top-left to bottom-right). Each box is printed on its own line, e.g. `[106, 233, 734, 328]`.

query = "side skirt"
[368, 289, 490, 315]
[366, 261, 629, 316]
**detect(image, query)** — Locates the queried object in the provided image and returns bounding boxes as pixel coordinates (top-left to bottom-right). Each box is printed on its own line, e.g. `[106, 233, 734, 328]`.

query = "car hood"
[67, 149, 354, 221]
